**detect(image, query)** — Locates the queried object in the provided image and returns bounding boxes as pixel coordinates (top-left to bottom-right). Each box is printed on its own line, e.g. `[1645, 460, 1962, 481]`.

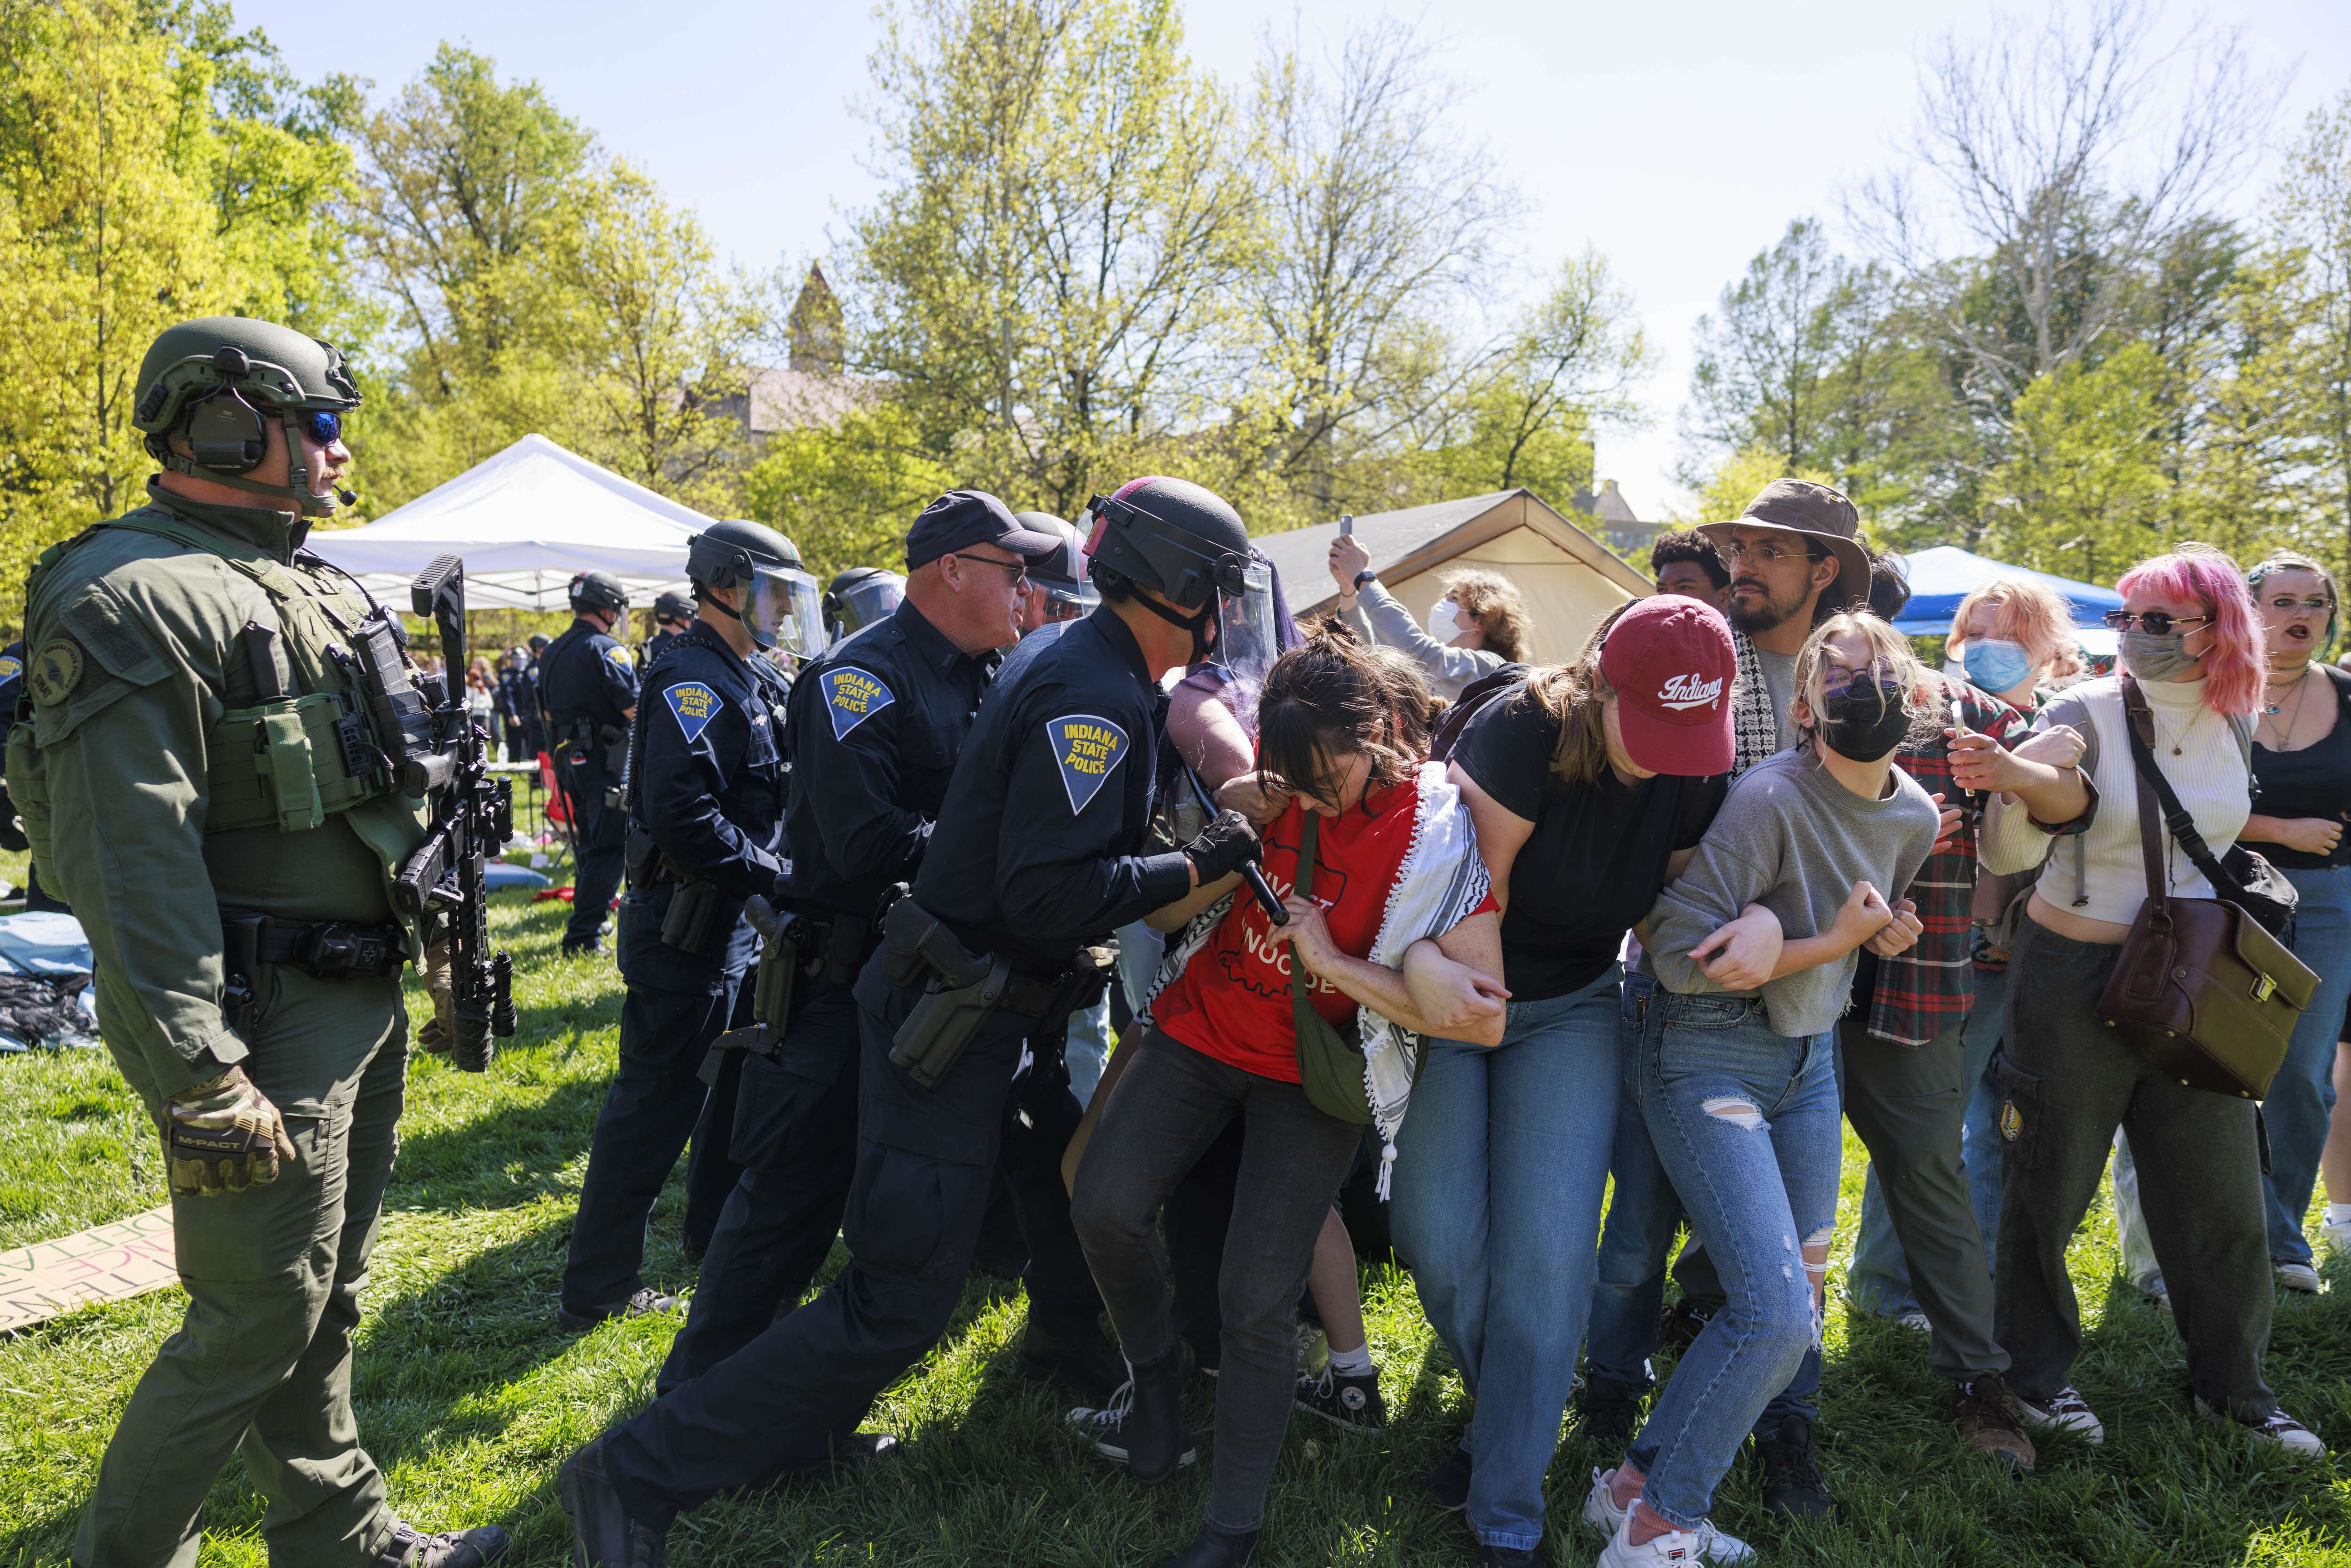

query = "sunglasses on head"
[2102, 610, 2214, 635]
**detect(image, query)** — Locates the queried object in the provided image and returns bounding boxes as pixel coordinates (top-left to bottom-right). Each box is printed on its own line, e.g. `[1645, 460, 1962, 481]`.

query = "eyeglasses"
[1720, 541, 1823, 567]
[2264, 595, 2335, 616]
[946, 552, 1028, 585]
[302, 409, 344, 446]
[2102, 610, 2215, 635]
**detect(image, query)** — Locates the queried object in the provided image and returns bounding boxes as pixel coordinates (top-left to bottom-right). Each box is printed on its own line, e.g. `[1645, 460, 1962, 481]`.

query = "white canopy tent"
[308, 434, 705, 611]
[1252, 489, 1651, 667]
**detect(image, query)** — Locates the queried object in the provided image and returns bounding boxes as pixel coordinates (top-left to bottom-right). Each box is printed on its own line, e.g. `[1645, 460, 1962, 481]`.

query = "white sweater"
[1980, 675, 2252, 926]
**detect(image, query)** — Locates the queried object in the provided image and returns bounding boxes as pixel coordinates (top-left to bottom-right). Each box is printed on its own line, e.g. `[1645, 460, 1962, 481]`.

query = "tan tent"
[1251, 489, 1650, 667]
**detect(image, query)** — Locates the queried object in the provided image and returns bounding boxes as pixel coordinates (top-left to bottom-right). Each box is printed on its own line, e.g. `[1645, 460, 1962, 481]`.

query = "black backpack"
[1428, 662, 1531, 763]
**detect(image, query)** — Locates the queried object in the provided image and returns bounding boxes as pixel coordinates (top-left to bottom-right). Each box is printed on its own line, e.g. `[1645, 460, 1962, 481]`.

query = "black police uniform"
[538, 615, 638, 950]
[656, 596, 993, 1391]
[560, 623, 786, 1320]
[642, 628, 682, 668]
[599, 605, 1190, 1524]
[494, 663, 533, 763]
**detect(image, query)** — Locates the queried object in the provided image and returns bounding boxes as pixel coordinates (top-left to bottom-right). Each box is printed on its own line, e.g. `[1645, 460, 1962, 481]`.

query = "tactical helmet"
[569, 571, 629, 618]
[688, 520, 824, 656]
[133, 317, 362, 518]
[653, 590, 695, 625]
[1017, 513, 1098, 611]
[825, 567, 907, 642]
[1080, 478, 1250, 612]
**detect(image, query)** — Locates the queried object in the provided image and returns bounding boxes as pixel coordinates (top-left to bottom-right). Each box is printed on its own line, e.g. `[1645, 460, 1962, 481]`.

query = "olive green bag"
[1288, 810, 1377, 1125]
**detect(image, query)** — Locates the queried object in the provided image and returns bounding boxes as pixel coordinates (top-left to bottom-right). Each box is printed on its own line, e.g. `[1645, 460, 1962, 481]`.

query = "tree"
[1983, 339, 2170, 580]
[1233, 14, 1518, 521]
[2265, 91, 2351, 578]
[742, 399, 955, 579]
[0, 0, 359, 626]
[1851, 0, 2275, 403]
[847, 0, 1250, 515]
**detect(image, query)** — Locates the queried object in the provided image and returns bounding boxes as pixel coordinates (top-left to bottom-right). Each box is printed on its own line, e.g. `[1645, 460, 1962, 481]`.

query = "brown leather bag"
[2093, 681, 2319, 1099]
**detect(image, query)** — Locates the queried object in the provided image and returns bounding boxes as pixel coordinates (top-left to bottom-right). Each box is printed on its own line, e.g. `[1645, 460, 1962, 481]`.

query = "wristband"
[1353, 569, 1378, 590]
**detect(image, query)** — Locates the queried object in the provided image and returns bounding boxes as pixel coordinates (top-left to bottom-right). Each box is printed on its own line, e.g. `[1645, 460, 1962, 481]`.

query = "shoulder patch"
[0, 653, 18, 686]
[824, 667, 895, 740]
[664, 681, 723, 743]
[27, 641, 82, 706]
[605, 643, 633, 669]
[1049, 714, 1128, 815]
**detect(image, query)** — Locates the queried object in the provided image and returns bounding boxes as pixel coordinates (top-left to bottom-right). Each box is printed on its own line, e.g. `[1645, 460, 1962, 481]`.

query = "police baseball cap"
[904, 489, 1062, 571]
[1600, 596, 1737, 776]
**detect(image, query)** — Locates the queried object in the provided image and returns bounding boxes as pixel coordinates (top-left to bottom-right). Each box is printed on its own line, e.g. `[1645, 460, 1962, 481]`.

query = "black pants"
[657, 979, 863, 1394]
[567, 787, 627, 948]
[600, 960, 1100, 1526]
[560, 974, 748, 1315]
[1069, 1028, 1361, 1534]
[1994, 914, 2278, 1417]
[1166, 1119, 1245, 1370]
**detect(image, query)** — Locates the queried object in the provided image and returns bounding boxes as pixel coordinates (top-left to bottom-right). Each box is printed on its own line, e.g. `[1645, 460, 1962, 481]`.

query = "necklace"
[2264, 662, 2316, 749]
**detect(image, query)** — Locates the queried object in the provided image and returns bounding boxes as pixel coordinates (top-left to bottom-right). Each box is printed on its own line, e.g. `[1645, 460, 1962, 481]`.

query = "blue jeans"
[1624, 994, 1842, 1532]
[1844, 973, 2008, 1316]
[2266, 866, 2351, 1266]
[1586, 974, 1683, 1392]
[1389, 967, 1623, 1553]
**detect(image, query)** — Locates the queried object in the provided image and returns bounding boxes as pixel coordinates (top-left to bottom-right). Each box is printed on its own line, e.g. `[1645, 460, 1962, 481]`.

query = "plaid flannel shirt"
[1865, 673, 2028, 1046]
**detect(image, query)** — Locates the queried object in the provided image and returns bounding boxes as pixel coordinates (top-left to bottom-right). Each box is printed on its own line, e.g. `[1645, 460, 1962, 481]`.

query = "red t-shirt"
[1156, 777, 1490, 1081]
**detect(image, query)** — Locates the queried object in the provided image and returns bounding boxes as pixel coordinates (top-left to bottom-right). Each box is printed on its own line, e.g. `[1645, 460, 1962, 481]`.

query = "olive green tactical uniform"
[11, 479, 428, 1567]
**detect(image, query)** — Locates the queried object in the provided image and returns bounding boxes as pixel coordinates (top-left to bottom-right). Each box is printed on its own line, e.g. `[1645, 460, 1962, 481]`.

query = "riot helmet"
[1079, 477, 1252, 662]
[652, 589, 695, 627]
[132, 316, 363, 519]
[568, 570, 629, 619]
[1018, 512, 1099, 615]
[825, 567, 907, 644]
[687, 519, 825, 657]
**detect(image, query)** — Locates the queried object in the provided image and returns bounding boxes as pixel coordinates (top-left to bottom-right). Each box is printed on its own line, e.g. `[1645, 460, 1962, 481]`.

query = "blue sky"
[247, 0, 2351, 520]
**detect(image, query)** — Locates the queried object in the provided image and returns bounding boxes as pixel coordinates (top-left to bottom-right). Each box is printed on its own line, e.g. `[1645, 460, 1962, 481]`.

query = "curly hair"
[1439, 568, 1531, 664]
[2118, 547, 2265, 716]
[1255, 629, 1424, 812]
[1649, 528, 1729, 590]
[1943, 576, 2086, 682]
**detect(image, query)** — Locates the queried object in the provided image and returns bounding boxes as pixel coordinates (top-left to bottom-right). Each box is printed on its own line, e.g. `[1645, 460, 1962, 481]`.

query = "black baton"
[1180, 763, 1287, 926]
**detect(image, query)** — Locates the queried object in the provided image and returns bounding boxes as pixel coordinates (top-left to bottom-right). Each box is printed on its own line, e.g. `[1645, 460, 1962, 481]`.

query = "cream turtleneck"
[1981, 673, 2251, 926]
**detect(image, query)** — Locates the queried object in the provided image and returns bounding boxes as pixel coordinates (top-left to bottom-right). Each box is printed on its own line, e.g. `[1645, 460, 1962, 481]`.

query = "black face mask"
[1815, 678, 1912, 761]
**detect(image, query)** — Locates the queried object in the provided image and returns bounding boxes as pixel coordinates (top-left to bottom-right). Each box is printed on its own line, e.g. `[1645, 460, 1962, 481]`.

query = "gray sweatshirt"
[1643, 747, 1941, 1038]
[1340, 580, 1506, 701]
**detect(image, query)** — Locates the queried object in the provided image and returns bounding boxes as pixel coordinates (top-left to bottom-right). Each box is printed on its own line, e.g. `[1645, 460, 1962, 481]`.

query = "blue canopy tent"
[1888, 545, 2122, 654]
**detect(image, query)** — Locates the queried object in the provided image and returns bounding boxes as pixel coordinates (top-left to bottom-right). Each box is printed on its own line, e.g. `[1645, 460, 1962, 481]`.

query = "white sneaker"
[2321, 1215, 2351, 1255]
[1582, 1466, 1631, 1536]
[1895, 1309, 1932, 1333]
[2015, 1386, 2106, 1445]
[1597, 1511, 1753, 1566]
[2276, 1260, 2322, 1294]
[2196, 1398, 2328, 1457]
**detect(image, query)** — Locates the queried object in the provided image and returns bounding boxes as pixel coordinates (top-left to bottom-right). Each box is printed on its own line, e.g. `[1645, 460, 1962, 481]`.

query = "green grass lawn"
[2, 866, 2348, 1566]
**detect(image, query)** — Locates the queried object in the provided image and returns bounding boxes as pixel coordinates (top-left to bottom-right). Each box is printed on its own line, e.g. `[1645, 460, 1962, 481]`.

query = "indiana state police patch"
[665, 682, 723, 743]
[824, 667, 895, 739]
[1050, 714, 1127, 814]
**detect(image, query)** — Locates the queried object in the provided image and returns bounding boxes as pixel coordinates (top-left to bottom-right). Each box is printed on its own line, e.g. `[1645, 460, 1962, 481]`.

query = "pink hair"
[1944, 578, 2085, 680]
[2116, 550, 2266, 715]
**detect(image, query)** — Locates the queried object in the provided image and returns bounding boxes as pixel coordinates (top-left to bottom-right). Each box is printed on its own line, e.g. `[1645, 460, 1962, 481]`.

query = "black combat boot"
[1758, 1415, 1836, 1518]
[1158, 1522, 1259, 1568]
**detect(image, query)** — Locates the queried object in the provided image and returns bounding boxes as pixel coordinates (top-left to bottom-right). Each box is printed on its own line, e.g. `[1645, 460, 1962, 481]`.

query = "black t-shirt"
[1455, 684, 1729, 1001]
[2253, 673, 2351, 870]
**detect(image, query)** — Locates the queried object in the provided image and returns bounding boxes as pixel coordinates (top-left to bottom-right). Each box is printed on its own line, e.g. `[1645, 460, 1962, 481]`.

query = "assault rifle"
[387, 556, 518, 1071]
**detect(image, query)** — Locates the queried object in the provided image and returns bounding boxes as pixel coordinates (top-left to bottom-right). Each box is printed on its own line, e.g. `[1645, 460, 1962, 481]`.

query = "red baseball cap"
[1600, 596, 1737, 776]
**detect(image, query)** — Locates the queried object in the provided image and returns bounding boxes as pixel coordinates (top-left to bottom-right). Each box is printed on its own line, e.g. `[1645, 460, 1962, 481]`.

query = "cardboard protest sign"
[0, 1205, 177, 1332]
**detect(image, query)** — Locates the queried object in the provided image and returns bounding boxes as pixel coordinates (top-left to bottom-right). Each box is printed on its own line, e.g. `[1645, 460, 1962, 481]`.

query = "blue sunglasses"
[301, 409, 345, 446]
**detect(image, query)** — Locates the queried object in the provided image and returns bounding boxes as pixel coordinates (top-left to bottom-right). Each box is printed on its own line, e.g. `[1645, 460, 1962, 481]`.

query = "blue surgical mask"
[1962, 637, 2034, 694]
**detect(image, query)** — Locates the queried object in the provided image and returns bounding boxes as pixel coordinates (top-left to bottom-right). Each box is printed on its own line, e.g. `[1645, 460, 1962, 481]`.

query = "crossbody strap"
[2117, 673, 2236, 904]
[1289, 809, 1318, 1040]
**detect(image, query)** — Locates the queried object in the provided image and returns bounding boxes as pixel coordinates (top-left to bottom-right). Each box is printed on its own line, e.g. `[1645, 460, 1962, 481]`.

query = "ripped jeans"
[1625, 991, 1842, 1531]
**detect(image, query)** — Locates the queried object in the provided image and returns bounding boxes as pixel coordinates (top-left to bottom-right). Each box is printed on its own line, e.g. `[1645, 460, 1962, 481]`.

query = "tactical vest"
[5, 510, 428, 941]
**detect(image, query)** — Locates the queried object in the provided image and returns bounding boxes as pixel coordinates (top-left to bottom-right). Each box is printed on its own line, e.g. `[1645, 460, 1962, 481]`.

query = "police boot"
[1158, 1522, 1259, 1568]
[559, 1437, 667, 1568]
[1018, 1312, 1128, 1406]
[374, 1523, 510, 1568]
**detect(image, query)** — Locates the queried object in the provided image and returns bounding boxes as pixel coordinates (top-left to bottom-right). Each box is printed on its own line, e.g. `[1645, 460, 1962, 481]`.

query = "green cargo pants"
[74, 966, 408, 1568]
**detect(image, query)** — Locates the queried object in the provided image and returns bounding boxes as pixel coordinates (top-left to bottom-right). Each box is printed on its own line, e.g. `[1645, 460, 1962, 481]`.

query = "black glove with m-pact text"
[1181, 809, 1262, 887]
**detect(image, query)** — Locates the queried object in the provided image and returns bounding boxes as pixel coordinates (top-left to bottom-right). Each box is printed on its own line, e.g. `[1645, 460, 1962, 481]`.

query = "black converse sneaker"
[1294, 1365, 1386, 1434]
[1067, 1378, 1198, 1469]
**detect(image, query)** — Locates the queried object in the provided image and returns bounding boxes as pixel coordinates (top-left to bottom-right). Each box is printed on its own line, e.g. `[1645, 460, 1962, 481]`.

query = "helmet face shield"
[829, 575, 906, 642]
[1210, 563, 1279, 730]
[743, 565, 827, 657]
